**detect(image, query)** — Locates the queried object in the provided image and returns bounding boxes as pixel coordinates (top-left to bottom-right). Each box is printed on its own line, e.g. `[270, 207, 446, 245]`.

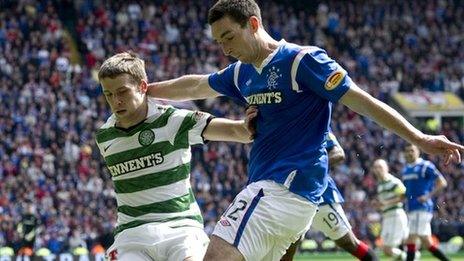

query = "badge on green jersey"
[138, 129, 155, 146]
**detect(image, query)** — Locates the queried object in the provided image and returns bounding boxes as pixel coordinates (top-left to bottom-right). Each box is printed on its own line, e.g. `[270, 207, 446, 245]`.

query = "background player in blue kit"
[147, 1, 464, 260]
[281, 131, 378, 261]
[402, 144, 449, 261]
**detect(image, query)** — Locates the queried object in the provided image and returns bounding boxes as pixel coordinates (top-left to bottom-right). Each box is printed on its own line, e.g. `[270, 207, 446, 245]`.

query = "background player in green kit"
[95, 52, 254, 261]
[372, 159, 409, 260]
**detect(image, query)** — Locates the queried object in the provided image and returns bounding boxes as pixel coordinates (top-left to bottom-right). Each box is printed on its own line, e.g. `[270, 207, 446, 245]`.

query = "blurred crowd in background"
[0, 0, 463, 254]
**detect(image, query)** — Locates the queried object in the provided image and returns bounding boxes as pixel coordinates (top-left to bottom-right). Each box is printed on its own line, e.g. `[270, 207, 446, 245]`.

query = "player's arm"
[380, 183, 406, 206]
[339, 84, 464, 162]
[202, 118, 253, 143]
[328, 144, 345, 167]
[147, 74, 220, 101]
[380, 197, 403, 208]
[381, 194, 406, 207]
[429, 175, 447, 198]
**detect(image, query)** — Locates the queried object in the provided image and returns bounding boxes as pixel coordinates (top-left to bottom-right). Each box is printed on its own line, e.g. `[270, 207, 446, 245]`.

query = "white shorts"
[107, 223, 209, 261]
[381, 208, 409, 247]
[212, 180, 318, 261]
[311, 203, 352, 240]
[408, 210, 433, 236]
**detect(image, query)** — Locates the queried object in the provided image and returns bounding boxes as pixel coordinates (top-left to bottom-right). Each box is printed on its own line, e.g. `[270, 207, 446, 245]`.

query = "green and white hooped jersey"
[377, 173, 406, 213]
[96, 99, 211, 235]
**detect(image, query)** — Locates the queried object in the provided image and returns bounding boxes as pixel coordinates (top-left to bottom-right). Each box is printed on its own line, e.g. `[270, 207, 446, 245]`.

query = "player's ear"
[139, 80, 148, 94]
[249, 16, 260, 32]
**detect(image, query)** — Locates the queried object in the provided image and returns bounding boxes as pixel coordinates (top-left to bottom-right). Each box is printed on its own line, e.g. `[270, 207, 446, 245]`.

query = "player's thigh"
[211, 181, 317, 261]
[165, 227, 210, 261]
[106, 224, 159, 260]
[381, 213, 408, 247]
[115, 250, 153, 261]
[280, 239, 300, 261]
[204, 235, 245, 261]
[408, 211, 432, 236]
[107, 223, 208, 261]
[311, 203, 351, 240]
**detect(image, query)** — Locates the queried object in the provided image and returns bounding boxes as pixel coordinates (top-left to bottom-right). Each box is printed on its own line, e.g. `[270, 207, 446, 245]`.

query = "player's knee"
[334, 233, 358, 253]
[420, 236, 433, 248]
[406, 234, 418, 244]
[382, 246, 393, 256]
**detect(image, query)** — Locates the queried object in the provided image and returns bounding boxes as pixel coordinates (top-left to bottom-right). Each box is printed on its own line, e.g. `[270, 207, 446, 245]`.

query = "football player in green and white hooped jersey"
[95, 52, 255, 261]
[372, 159, 409, 260]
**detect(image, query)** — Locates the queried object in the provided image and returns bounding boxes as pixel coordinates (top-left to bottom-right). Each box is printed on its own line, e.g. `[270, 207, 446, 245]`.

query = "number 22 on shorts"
[225, 200, 248, 221]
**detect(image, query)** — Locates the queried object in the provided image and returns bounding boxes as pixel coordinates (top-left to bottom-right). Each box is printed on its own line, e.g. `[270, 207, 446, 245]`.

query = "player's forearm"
[147, 74, 219, 101]
[383, 196, 404, 206]
[340, 86, 423, 145]
[328, 146, 345, 166]
[430, 177, 447, 197]
[203, 118, 253, 143]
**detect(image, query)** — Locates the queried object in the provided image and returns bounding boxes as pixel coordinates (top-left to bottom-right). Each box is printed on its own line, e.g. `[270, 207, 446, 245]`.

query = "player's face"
[211, 16, 257, 64]
[372, 161, 386, 180]
[404, 145, 420, 163]
[101, 74, 147, 123]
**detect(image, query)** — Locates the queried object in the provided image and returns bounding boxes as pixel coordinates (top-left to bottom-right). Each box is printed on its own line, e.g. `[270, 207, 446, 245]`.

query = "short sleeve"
[294, 48, 351, 102]
[425, 163, 441, 180]
[394, 181, 406, 196]
[169, 109, 212, 146]
[187, 111, 212, 145]
[208, 62, 247, 104]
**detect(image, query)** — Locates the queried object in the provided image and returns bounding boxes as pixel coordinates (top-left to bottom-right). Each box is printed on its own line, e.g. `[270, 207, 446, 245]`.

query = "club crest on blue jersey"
[266, 66, 283, 90]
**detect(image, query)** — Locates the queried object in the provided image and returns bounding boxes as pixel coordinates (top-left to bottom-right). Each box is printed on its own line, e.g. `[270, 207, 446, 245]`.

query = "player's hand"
[245, 105, 258, 140]
[372, 199, 383, 210]
[416, 134, 464, 165]
[417, 194, 429, 203]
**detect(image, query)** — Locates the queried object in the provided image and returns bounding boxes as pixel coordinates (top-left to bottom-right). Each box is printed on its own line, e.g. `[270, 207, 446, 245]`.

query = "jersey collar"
[407, 157, 424, 167]
[103, 97, 163, 128]
[253, 39, 286, 74]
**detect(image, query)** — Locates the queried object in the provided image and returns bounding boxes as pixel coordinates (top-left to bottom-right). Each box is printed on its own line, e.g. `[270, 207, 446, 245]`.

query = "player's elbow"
[233, 125, 253, 143]
[439, 178, 448, 188]
[330, 155, 345, 166]
[328, 149, 346, 166]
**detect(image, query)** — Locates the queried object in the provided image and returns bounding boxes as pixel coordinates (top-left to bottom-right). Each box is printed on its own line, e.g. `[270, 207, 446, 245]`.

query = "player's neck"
[116, 102, 148, 129]
[407, 157, 422, 165]
[382, 173, 391, 181]
[252, 31, 280, 68]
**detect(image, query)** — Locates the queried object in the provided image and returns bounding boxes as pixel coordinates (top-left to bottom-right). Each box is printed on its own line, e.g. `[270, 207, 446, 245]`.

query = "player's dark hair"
[208, 0, 261, 27]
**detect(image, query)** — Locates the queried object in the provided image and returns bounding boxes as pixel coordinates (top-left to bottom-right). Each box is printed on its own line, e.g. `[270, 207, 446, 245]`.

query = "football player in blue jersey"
[402, 144, 449, 261]
[281, 131, 378, 261]
[147, 1, 463, 260]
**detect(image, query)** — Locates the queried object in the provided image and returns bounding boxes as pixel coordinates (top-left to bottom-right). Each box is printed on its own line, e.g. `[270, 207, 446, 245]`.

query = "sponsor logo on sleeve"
[325, 70, 346, 90]
[193, 111, 209, 122]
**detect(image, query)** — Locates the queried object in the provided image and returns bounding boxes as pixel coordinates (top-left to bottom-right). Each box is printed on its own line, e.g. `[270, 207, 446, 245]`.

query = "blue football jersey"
[208, 40, 352, 203]
[402, 158, 441, 212]
[320, 131, 345, 205]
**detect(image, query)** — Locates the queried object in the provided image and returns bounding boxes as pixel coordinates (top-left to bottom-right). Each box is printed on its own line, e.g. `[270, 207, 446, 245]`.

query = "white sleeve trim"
[290, 47, 319, 93]
[188, 111, 212, 145]
[233, 61, 241, 88]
